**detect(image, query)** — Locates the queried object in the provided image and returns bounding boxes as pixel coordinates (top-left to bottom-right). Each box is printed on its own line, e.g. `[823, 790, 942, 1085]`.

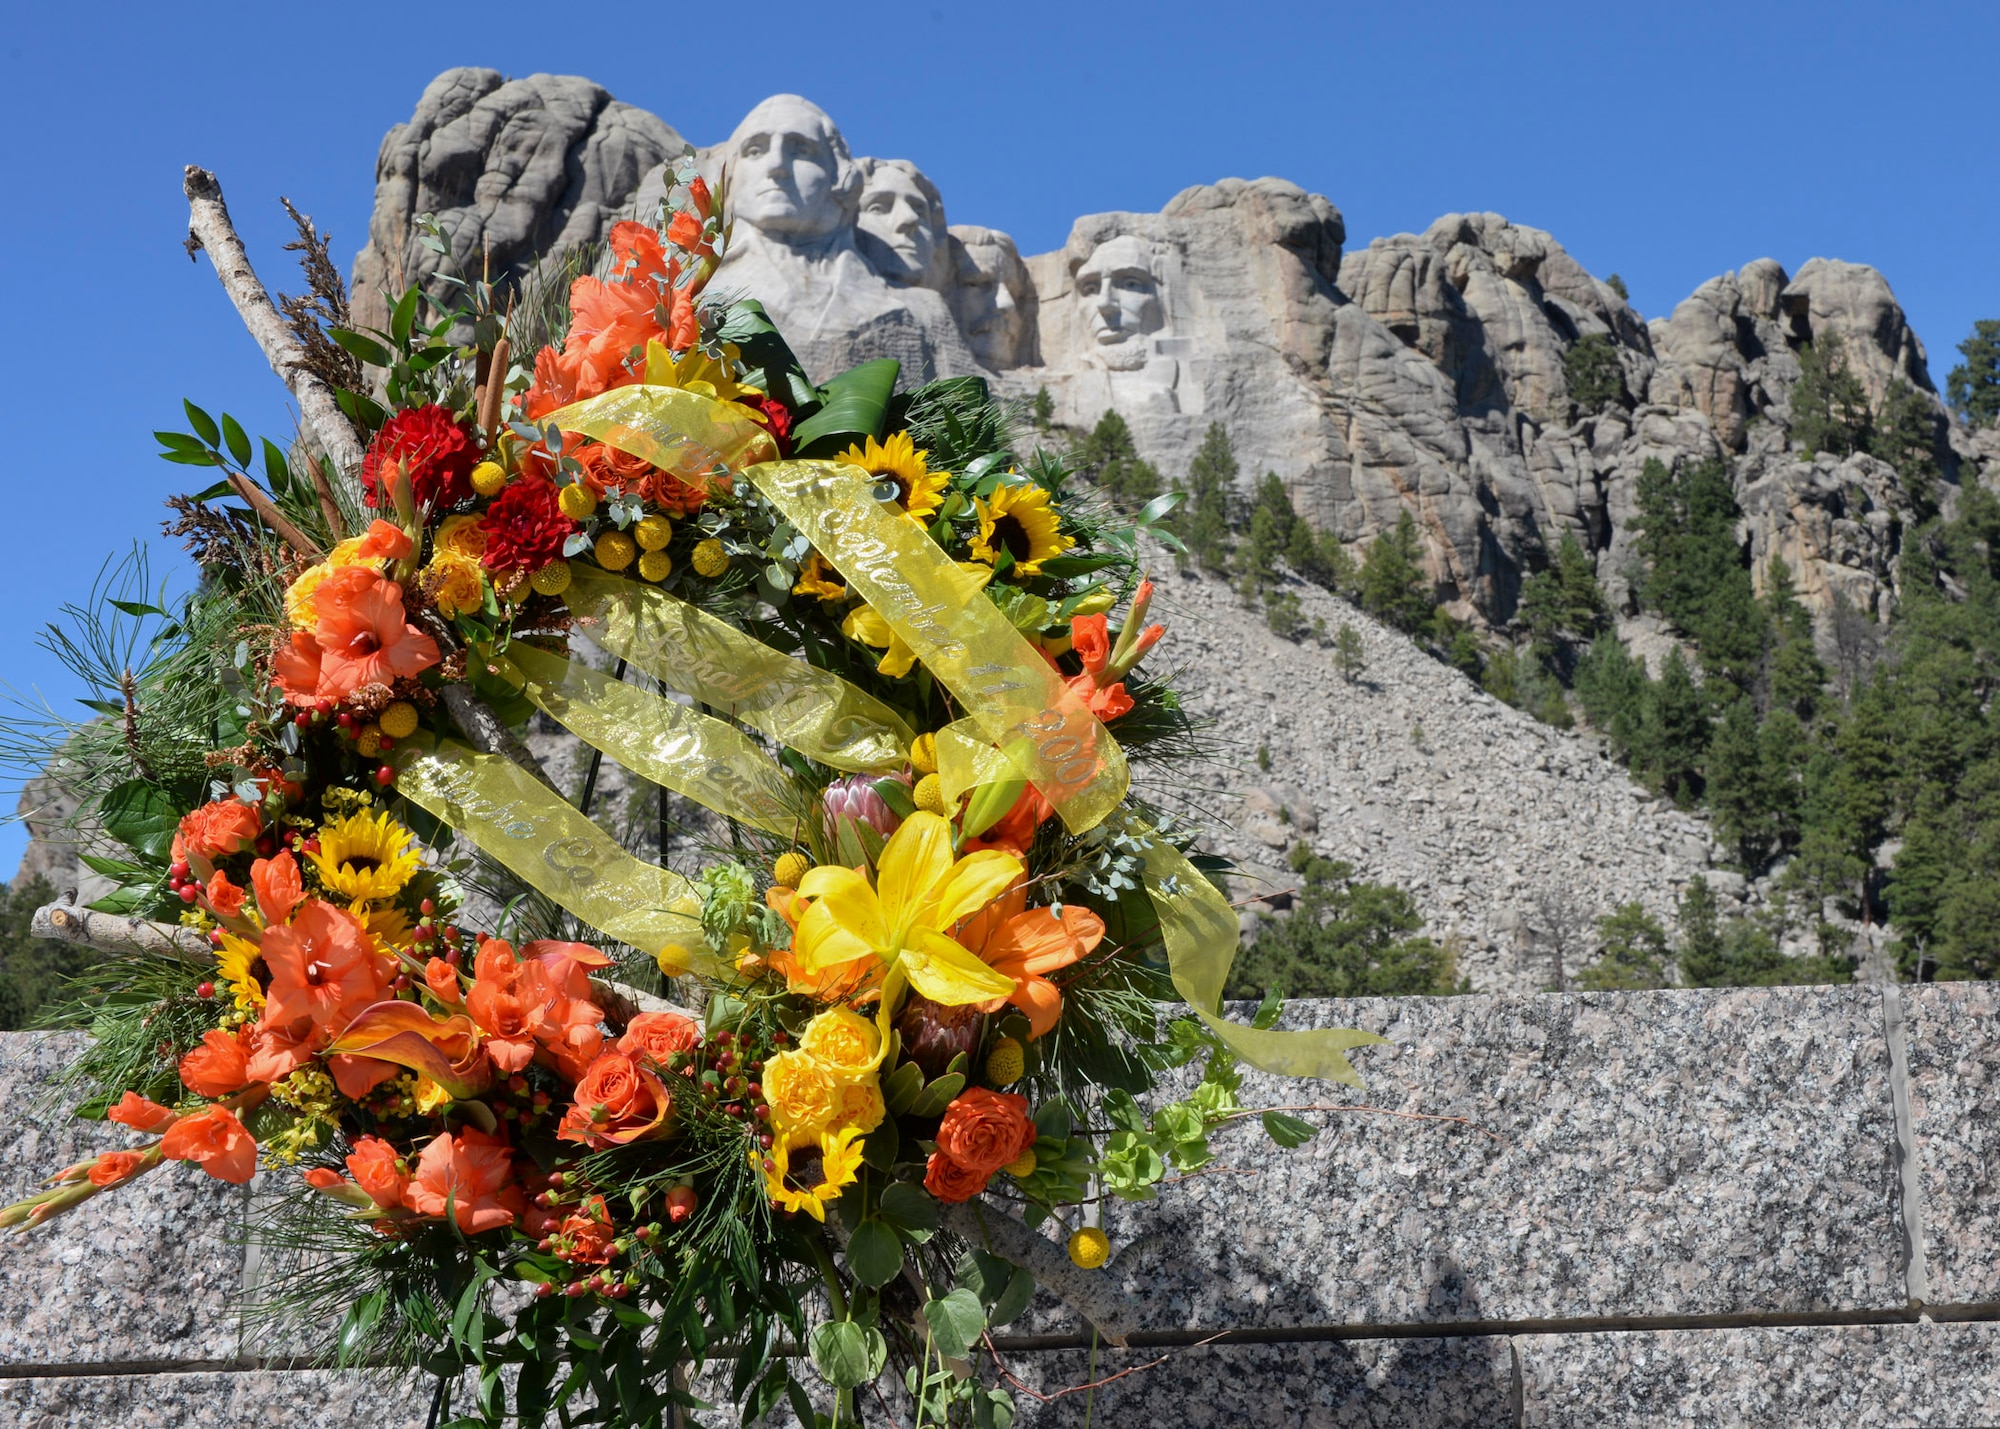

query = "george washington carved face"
[1073, 236, 1164, 368]
[725, 95, 858, 243]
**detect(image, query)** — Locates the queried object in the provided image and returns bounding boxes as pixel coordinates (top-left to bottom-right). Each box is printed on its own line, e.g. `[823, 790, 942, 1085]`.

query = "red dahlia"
[362, 405, 480, 510]
[743, 395, 792, 458]
[478, 477, 575, 573]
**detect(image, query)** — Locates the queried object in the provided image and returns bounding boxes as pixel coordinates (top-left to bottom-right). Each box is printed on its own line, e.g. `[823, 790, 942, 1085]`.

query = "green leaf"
[1101, 1088, 1147, 1134]
[1038, 552, 1124, 579]
[96, 779, 182, 862]
[160, 448, 223, 467]
[1032, 1098, 1073, 1143]
[84, 887, 150, 915]
[990, 1265, 1035, 1327]
[333, 327, 396, 370]
[337, 1289, 386, 1359]
[882, 1060, 924, 1115]
[1261, 1111, 1317, 1149]
[794, 359, 901, 456]
[861, 1114, 901, 1171]
[906, 1071, 965, 1119]
[921, 1288, 986, 1360]
[878, 1181, 939, 1236]
[262, 438, 293, 494]
[78, 852, 154, 881]
[182, 400, 220, 447]
[190, 479, 235, 501]
[76, 698, 124, 716]
[219, 414, 252, 468]
[1135, 489, 1186, 526]
[390, 287, 421, 347]
[872, 778, 917, 820]
[154, 431, 207, 455]
[808, 1320, 886, 1390]
[846, 1219, 904, 1288]
[742, 1364, 790, 1426]
[335, 386, 389, 428]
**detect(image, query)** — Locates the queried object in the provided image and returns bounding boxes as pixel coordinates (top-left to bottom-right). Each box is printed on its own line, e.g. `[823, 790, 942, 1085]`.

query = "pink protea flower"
[823, 774, 907, 841]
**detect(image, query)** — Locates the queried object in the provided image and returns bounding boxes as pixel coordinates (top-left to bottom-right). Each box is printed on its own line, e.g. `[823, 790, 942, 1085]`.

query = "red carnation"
[362, 405, 480, 511]
[478, 476, 575, 573]
[743, 395, 793, 458]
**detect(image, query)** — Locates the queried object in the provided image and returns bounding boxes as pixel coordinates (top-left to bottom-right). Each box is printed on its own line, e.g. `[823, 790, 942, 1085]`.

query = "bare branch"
[438, 683, 560, 793]
[182, 166, 367, 494]
[942, 1201, 1143, 1348]
[32, 890, 208, 959]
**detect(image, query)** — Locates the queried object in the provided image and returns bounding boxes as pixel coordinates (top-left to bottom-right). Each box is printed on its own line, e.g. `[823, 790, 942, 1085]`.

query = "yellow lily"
[840, 564, 993, 679]
[794, 812, 1021, 1047]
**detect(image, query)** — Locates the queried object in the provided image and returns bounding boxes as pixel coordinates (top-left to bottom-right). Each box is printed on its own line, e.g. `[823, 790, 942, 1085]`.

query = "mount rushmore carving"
[355, 68, 1994, 633]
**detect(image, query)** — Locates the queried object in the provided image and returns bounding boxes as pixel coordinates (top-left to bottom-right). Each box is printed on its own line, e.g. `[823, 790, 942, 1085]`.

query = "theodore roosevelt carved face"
[948, 226, 1033, 369]
[724, 94, 859, 244]
[1073, 235, 1165, 369]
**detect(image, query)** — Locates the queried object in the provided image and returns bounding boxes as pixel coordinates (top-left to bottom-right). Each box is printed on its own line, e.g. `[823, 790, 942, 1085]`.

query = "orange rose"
[402, 1127, 522, 1233]
[107, 1091, 176, 1132]
[179, 1027, 251, 1098]
[934, 1087, 1033, 1176]
[923, 1151, 992, 1204]
[556, 1051, 672, 1150]
[346, 1135, 409, 1209]
[161, 1105, 258, 1184]
[172, 799, 262, 867]
[616, 1011, 700, 1067]
[204, 870, 246, 919]
[88, 1150, 147, 1187]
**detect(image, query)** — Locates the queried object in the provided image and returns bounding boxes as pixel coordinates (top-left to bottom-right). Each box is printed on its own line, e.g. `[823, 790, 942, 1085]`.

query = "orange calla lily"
[325, 1001, 493, 1100]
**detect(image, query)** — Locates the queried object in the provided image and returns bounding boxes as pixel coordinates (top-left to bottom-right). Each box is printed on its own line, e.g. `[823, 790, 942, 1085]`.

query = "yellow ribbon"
[392, 738, 712, 978]
[566, 566, 912, 774]
[502, 643, 803, 838]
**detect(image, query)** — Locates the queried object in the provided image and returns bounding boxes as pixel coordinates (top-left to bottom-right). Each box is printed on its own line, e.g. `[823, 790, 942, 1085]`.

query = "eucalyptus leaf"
[878, 1181, 939, 1235]
[808, 1320, 886, 1390]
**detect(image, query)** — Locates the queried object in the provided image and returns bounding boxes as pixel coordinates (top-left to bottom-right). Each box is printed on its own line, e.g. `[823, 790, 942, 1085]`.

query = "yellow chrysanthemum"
[215, 931, 265, 1012]
[759, 1125, 865, 1223]
[839, 432, 948, 522]
[309, 809, 422, 902]
[970, 482, 1073, 577]
[792, 551, 848, 603]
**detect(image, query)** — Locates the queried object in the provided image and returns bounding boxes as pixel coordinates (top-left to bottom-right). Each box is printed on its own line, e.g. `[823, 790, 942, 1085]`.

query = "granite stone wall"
[4, 984, 1995, 1427]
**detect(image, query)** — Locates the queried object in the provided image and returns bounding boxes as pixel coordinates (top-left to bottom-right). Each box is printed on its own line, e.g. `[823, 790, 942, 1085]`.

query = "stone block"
[1902, 981, 2000, 1309]
[0, 1368, 436, 1428]
[0, 1033, 247, 1368]
[1516, 1321, 2000, 1427]
[1044, 988, 1904, 1333]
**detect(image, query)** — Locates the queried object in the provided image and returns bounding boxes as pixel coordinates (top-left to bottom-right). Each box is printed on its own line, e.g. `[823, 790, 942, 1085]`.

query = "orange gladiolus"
[260, 899, 387, 1034]
[465, 939, 552, 1074]
[354, 519, 413, 562]
[204, 870, 246, 920]
[953, 880, 1105, 1039]
[402, 1127, 523, 1233]
[346, 1135, 409, 1209]
[310, 567, 441, 699]
[243, 1017, 318, 1085]
[251, 851, 302, 926]
[424, 957, 462, 1005]
[1071, 613, 1111, 676]
[326, 1054, 400, 1099]
[1064, 671, 1134, 722]
[107, 1091, 176, 1133]
[88, 1150, 147, 1188]
[179, 1027, 252, 1098]
[161, 1105, 258, 1185]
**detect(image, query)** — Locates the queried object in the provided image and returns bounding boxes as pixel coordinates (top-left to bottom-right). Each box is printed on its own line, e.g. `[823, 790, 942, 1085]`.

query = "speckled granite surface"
[0, 1369, 436, 1428]
[1517, 1321, 2000, 1427]
[0, 1033, 247, 1368]
[1903, 982, 2000, 1309]
[1043, 988, 1906, 1333]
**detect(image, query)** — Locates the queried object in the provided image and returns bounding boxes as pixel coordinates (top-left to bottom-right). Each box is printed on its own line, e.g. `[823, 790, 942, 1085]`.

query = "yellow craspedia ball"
[985, 1037, 1024, 1087]
[594, 531, 636, 571]
[530, 559, 573, 596]
[378, 701, 419, 740]
[1068, 1227, 1110, 1270]
[772, 851, 811, 888]
[638, 549, 674, 583]
[635, 515, 674, 551]
[913, 773, 949, 817]
[1004, 1148, 1038, 1179]
[692, 538, 729, 578]
[470, 460, 508, 497]
[557, 483, 598, 519]
[355, 725, 384, 758]
[910, 732, 937, 775]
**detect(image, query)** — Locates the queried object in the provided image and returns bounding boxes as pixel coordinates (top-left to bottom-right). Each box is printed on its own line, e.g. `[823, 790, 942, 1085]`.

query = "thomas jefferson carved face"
[725, 95, 857, 242]
[949, 227, 1032, 369]
[856, 161, 943, 286]
[1074, 236, 1164, 366]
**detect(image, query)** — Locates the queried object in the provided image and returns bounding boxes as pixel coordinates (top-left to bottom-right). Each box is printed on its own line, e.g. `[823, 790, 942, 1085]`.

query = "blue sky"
[0, 0, 1993, 874]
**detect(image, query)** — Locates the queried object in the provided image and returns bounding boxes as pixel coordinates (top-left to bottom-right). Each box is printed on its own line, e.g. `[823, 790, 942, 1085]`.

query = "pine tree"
[1605, 273, 1630, 302]
[1575, 634, 1652, 757]
[1072, 409, 1161, 512]
[1869, 378, 1943, 519]
[1333, 623, 1366, 683]
[1517, 532, 1610, 652]
[1676, 877, 1727, 986]
[1790, 330, 1872, 457]
[1705, 695, 1771, 868]
[1563, 333, 1627, 415]
[1241, 472, 1298, 584]
[1224, 845, 1460, 999]
[1578, 903, 1673, 990]
[1643, 647, 1709, 804]
[1178, 422, 1238, 571]
[1761, 558, 1827, 721]
[1031, 386, 1055, 431]
[1358, 510, 1434, 633]
[1946, 319, 2000, 428]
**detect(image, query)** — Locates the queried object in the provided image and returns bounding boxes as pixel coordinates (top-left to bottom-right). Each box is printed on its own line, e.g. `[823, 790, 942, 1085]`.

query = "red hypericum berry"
[293, 711, 310, 729]
[178, 885, 198, 904]
[303, 838, 321, 855]
[208, 929, 224, 946]
[757, 1133, 772, 1150]
[420, 898, 435, 916]
[548, 1172, 565, 1188]
[563, 1283, 586, 1298]
[337, 712, 355, 730]
[255, 836, 275, 857]
[745, 1083, 761, 1098]
[196, 981, 215, 999]
[377, 736, 394, 752]
[392, 974, 411, 991]
[315, 698, 334, 714]
[535, 1282, 554, 1299]
[168, 861, 189, 881]
[374, 765, 395, 787]
[754, 1105, 771, 1120]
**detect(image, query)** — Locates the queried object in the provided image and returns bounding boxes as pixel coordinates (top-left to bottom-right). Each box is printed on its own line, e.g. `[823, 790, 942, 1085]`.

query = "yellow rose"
[829, 1076, 886, 1135]
[435, 514, 490, 563]
[426, 553, 485, 618]
[761, 1049, 836, 1134]
[799, 1007, 881, 1079]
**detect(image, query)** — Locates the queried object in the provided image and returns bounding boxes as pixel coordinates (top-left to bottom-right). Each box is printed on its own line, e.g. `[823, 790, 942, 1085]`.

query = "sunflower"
[354, 899, 415, 950]
[970, 483, 1073, 576]
[214, 931, 265, 1012]
[309, 809, 422, 902]
[792, 551, 848, 603]
[758, 1124, 865, 1222]
[838, 432, 948, 522]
